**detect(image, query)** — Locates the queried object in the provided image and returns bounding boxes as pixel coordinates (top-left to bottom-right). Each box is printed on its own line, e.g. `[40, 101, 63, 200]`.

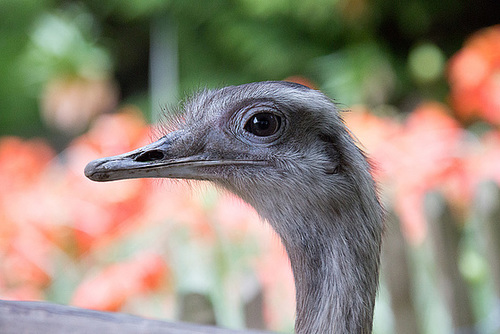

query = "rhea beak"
[84, 132, 264, 182]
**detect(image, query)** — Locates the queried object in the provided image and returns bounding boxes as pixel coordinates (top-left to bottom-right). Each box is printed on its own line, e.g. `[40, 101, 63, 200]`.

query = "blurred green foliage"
[0, 0, 498, 137]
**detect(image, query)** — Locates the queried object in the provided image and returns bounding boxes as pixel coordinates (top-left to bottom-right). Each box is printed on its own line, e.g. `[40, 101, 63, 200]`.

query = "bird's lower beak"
[84, 132, 264, 182]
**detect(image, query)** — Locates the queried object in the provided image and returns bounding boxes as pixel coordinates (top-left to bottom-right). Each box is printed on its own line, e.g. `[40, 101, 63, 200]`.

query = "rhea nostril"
[135, 150, 165, 162]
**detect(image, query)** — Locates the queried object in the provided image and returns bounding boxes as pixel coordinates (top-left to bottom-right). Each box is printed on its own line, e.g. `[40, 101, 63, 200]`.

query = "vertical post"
[242, 275, 266, 330]
[474, 181, 500, 333]
[150, 13, 178, 123]
[475, 181, 500, 298]
[178, 292, 217, 325]
[424, 192, 477, 333]
[382, 209, 421, 334]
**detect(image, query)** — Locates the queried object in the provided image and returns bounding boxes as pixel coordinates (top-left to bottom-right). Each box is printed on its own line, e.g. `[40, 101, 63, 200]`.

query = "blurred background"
[1, 0, 500, 333]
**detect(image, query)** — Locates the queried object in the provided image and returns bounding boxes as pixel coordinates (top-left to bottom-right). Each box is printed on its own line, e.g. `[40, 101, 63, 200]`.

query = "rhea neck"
[237, 179, 382, 334]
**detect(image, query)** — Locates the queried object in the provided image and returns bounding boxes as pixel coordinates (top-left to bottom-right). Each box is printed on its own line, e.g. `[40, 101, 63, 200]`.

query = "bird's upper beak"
[84, 131, 263, 182]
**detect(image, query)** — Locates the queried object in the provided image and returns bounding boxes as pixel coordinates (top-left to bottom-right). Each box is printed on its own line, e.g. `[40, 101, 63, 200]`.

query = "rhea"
[85, 81, 383, 333]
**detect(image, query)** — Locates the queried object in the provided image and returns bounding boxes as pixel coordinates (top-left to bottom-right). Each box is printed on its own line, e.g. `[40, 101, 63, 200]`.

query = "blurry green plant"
[313, 42, 397, 107]
[22, 4, 113, 87]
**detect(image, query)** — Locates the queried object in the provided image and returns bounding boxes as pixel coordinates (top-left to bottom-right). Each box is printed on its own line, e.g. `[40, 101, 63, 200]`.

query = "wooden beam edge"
[0, 300, 272, 334]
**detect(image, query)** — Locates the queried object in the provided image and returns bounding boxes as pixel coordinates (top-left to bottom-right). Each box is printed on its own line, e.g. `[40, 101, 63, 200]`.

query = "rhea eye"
[244, 113, 281, 137]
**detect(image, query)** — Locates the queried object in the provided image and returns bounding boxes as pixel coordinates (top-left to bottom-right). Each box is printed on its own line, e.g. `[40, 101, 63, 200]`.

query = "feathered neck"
[282, 206, 381, 333]
[242, 171, 383, 333]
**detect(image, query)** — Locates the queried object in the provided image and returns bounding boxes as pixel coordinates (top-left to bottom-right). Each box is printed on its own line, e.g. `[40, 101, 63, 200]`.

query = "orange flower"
[448, 25, 500, 125]
[394, 103, 469, 241]
[71, 252, 168, 311]
[0, 137, 55, 190]
[2, 228, 52, 288]
[0, 137, 59, 292]
[343, 105, 401, 182]
[0, 285, 43, 301]
[345, 103, 468, 243]
[62, 108, 156, 253]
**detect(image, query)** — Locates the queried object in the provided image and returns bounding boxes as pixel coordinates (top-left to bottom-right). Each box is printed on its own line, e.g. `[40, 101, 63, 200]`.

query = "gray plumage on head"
[85, 81, 384, 333]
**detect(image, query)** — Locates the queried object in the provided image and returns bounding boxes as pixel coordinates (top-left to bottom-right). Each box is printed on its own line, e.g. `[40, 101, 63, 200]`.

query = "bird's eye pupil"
[244, 113, 281, 137]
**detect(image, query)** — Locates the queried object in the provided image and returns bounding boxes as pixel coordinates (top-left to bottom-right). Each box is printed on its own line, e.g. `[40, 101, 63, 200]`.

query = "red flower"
[0, 137, 55, 190]
[448, 25, 500, 125]
[345, 103, 469, 243]
[343, 105, 401, 182]
[0, 138, 58, 292]
[71, 252, 168, 311]
[62, 108, 155, 253]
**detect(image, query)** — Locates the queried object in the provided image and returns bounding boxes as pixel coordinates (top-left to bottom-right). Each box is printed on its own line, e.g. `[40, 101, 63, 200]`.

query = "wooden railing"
[0, 300, 272, 334]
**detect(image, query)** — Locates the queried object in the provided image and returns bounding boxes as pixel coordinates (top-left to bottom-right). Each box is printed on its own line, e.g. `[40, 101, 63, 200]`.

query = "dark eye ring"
[244, 113, 281, 137]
